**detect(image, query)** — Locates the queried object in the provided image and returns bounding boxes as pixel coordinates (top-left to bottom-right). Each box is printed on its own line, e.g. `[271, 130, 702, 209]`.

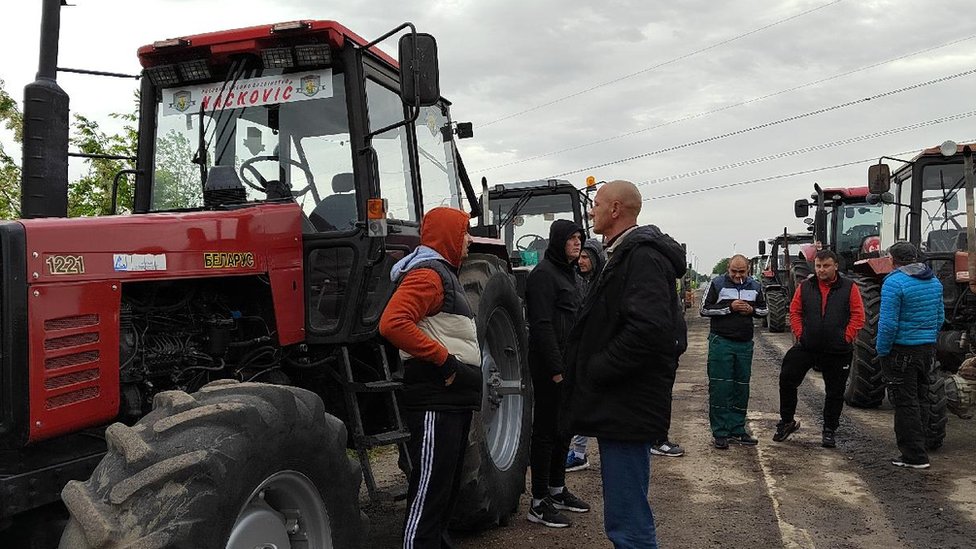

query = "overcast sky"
[2, 0, 974, 271]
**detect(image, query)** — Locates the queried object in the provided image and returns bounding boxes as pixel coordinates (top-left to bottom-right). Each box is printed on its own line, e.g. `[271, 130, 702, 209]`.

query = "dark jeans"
[882, 344, 936, 464]
[599, 438, 657, 549]
[530, 378, 571, 499]
[779, 346, 852, 431]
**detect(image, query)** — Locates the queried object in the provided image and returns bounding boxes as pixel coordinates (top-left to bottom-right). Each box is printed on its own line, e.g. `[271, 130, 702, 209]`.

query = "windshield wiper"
[192, 58, 247, 188]
[498, 190, 534, 229]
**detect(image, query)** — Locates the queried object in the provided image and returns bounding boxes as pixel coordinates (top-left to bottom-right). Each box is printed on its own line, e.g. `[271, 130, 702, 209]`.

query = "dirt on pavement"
[364, 312, 976, 548]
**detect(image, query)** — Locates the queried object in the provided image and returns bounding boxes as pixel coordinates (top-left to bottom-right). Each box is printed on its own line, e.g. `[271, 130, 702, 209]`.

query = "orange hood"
[421, 207, 471, 268]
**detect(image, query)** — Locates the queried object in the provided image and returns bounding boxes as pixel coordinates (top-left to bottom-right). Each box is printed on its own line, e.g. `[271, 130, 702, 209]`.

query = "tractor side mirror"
[868, 163, 891, 194]
[758, 240, 767, 255]
[399, 33, 440, 107]
[794, 199, 809, 218]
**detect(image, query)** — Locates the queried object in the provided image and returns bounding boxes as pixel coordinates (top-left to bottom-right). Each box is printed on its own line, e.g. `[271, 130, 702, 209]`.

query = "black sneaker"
[527, 498, 572, 527]
[550, 488, 590, 513]
[772, 420, 800, 442]
[728, 434, 759, 446]
[822, 429, 836, 448]
[891, 456, 930, 469]
[650, 440, 685, 457]
[714, 436, 729, 450]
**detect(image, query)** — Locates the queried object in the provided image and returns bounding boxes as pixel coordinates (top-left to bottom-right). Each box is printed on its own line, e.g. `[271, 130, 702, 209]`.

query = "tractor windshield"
[489, 192, 576, 264]
[920, 162, 966, 252]
[834, 203, 881, 256]
[152, 65, 356, 231]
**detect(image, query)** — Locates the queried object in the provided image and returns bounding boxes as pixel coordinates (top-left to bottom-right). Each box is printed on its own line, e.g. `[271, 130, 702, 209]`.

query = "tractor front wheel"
[59, 381, 365, 549]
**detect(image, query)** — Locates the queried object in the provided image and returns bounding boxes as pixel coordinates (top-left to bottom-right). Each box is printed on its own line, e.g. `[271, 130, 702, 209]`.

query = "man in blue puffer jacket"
[876, 241, 944, 469]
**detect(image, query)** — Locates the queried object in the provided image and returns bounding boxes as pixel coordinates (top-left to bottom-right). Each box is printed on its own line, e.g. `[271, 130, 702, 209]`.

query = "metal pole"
[37, 0, 62, 81]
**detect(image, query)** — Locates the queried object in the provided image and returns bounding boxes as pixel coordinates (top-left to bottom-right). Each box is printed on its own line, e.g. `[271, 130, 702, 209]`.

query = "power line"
[649, 139, 975, 201]
[549, 67, 976, 178]
[636, 110, 976, 187]
[478, 0, 846, 128]
[476, 32, 976, 173]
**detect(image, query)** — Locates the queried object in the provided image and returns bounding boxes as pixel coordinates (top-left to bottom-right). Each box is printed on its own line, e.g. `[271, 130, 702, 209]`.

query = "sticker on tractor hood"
[162, 69, 334, 116]
[114, 254, 168, 272]
[204, 252, 256, 269]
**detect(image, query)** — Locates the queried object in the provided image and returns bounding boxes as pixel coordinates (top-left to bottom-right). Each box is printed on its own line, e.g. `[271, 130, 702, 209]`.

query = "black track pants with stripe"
[402, 409, 472, 549]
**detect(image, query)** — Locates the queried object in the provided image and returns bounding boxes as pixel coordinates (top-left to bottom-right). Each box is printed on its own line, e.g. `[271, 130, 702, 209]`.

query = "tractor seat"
[310, 173, 357, 231]
[926, 229, 959, 253]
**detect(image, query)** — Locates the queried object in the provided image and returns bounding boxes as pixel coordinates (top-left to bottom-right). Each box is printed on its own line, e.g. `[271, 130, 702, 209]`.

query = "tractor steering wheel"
[239, 156, 319, 201]
[516, 234, 547, 252]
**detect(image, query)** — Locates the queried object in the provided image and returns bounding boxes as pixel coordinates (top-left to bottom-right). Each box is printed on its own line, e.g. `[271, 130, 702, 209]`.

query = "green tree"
[68, 108, 138, 217]
[152, 129, 202, 210]
[0, 79, 23, 219]
[712, 257, 730, 274]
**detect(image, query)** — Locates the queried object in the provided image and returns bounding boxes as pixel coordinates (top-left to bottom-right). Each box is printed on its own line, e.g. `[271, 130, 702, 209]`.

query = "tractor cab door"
[304, 54, 462, 344]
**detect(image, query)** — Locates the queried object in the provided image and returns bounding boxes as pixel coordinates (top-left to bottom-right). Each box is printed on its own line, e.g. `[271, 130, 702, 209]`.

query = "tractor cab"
[483, 179, 590, 294]
[794, 185, 881, 272]
[128, 21, 480, 344]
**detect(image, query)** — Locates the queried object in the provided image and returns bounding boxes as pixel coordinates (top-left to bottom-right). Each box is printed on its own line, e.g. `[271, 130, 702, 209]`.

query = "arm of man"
[591, 247, 676, 385]
[525, 270, 565, 378]
[751, 281, 768, 318]
[845, 283, 865, 342]
[789, 284, 804, 339]
[700, 277, 732, 317]
[379, 269, 451, 371]
[875, 278, 901, 357]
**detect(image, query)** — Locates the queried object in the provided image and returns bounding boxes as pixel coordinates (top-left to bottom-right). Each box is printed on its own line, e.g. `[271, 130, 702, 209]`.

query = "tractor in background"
[846, 141, 976, 449]
[758, 230, 814, 333]
[1, 2, 532, 546]
[480, 178, 592, 297]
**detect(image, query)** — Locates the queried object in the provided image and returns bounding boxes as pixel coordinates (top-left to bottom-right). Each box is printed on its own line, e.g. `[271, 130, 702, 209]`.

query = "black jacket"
[798, 275, 854, 354]
[563, 225, 687, 442]
[700, 274, 767, 342]
[526, 220, 583, 380]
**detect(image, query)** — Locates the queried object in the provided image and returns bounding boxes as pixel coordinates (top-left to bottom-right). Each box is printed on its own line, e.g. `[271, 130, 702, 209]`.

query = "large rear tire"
[845, 275, 885, 408]
[925, 368, 948, 450]
[451, 254, 532, 531]
[59, 381, 365, 549]
[766, 288, 788, 333]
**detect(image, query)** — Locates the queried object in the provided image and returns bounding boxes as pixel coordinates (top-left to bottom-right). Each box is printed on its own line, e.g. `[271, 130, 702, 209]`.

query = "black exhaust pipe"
[20, 0, 69, 218]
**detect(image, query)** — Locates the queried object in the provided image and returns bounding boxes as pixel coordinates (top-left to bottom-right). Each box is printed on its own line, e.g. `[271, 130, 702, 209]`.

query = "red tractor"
[2, 2, 532, 546]
[846, 141, 976, 448]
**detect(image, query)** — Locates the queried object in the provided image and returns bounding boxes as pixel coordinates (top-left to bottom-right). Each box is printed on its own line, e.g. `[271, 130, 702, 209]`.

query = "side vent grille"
[42, 314, 103, 409]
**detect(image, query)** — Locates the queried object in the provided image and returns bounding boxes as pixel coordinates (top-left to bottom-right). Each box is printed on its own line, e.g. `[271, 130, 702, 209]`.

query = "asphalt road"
[366, 313, 976, 548]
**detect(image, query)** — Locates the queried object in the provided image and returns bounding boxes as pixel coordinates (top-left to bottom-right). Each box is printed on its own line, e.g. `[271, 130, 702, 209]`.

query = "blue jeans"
[598, 438, 657, 549]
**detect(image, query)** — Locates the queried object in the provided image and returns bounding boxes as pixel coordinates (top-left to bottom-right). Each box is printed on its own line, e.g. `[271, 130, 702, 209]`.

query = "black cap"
[888, 241, 920, 266]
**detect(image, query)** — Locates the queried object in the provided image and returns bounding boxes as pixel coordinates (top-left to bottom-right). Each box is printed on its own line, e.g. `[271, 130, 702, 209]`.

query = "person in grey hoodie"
[566, 239, 607, 471]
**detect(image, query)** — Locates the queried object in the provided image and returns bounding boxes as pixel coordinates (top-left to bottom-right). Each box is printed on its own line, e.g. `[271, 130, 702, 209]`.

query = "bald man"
[700, 254, 768, 449]
[563, 180, 687, 549]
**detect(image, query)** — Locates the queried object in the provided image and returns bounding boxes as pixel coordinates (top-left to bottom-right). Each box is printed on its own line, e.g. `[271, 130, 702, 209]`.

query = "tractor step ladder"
[339, 345, 411, 503]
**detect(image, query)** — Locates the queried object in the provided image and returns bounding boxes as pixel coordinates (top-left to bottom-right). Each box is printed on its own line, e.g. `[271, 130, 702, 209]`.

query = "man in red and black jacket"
[773, 249, 864, 448]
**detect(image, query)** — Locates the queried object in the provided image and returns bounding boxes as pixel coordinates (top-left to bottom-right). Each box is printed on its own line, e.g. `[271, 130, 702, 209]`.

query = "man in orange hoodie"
[380, 207, 483, 549]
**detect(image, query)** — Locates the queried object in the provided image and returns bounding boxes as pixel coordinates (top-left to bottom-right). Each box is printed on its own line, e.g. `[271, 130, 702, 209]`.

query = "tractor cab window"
[151, 67, 356, 231]
[489, 192, 575, 264]
[366, 79, 417, 223]
[920, 162, 966, 252]
[835, 203, 881, 257]
[417, 104, 460, 212]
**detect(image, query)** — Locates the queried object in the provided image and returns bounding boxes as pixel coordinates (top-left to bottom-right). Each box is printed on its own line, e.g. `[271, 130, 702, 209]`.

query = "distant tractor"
[481, 178, 592, 296]
[847, 141, 976, 449]
[793, 185, 882, 271]
[758, 230, 814, 332]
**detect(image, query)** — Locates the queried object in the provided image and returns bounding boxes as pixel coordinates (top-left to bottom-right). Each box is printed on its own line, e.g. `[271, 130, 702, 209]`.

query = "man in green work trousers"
[700, 255, 768, 449]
